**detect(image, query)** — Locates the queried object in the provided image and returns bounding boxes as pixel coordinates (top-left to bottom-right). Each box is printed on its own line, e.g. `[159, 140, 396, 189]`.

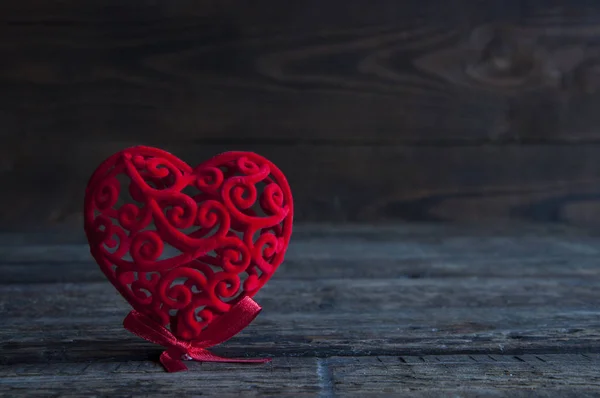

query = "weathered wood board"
[1, 225, 600, 395]
[4, 143, 600, 228]
[2, 355, 600, 397]
[3, 1, 600, 144]
[326, 354, 600, 397]
[4, 1, 600, 226]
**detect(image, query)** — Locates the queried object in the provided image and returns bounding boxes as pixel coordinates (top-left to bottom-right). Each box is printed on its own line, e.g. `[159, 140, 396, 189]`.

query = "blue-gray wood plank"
[1, 224, 600, 396]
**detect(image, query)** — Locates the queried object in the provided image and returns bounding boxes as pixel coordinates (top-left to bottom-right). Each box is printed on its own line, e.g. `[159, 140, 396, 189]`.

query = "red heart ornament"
[83, 146, 293, 345]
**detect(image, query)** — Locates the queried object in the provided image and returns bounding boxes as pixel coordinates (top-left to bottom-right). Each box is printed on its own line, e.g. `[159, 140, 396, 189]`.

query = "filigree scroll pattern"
[84, 146, 293, 341]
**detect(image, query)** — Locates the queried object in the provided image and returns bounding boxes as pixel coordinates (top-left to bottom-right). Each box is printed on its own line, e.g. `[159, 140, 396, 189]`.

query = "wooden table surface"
[1, 224, 600, 397]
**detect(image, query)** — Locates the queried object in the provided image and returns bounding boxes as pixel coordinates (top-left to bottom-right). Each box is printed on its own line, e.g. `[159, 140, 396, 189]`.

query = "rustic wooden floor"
[1, 223, 600, 397]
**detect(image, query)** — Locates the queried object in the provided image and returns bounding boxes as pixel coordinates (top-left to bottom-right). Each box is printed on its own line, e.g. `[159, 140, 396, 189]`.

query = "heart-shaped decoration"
[84, 146, 293, 341]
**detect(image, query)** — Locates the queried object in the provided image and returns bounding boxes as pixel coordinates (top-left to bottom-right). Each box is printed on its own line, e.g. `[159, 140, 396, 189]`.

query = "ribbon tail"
[160, 349, 188, 373]
[188, 347, 272, 364]
[160, 348, 269, 372]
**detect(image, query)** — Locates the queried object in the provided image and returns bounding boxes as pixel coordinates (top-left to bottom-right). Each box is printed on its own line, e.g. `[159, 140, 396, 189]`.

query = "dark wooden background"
[3, 1, 600, 230]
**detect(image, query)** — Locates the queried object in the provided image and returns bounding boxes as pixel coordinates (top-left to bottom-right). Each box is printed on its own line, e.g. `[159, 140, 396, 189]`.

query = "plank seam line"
[317, 358, 335, 398]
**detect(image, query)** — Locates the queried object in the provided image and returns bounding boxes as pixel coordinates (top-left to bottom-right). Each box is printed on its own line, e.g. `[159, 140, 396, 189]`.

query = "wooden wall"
[3, 1, 600, 229]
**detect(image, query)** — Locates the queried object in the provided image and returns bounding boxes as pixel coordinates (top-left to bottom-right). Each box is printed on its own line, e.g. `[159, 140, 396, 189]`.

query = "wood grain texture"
[3, 143, 600, 228]
[2, 225, 600, 395]
[3, 281, 600, 364]
[3, 1, 600, 144]
[3, 1, 600, 227]
[2, 355, 600, 397]
[2, 223, 600, 283]
[326, 355, 600, 396]
[0, 359, 321, 397]
[2, 226, 600, 362]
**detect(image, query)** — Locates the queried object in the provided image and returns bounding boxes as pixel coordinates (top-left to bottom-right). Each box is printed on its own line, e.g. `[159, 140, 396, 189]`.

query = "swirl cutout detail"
[84, 146, 293, 341]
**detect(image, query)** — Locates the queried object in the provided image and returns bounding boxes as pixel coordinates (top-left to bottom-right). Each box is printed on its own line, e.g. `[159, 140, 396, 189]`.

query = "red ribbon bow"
[123, 296, 271, 372]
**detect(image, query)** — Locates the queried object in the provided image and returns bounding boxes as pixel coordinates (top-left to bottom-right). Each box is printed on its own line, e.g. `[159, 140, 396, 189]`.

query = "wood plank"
[3, 1, 600, 144]
[4, 253, 600, 284]
[2, 222, 596, 245]
[4, 277, 600, 317]
[2, 355, 599, 397]
[2, 278, 600, 364]
[3, 309, 600, 364]
[326, 355, 600, 396]
[2, 225, 600, 395]
[4, 143, 600, 228]
[2, 253, 600, 284]
[2, 225, 600, 283]
[0, 358, 320, 397]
